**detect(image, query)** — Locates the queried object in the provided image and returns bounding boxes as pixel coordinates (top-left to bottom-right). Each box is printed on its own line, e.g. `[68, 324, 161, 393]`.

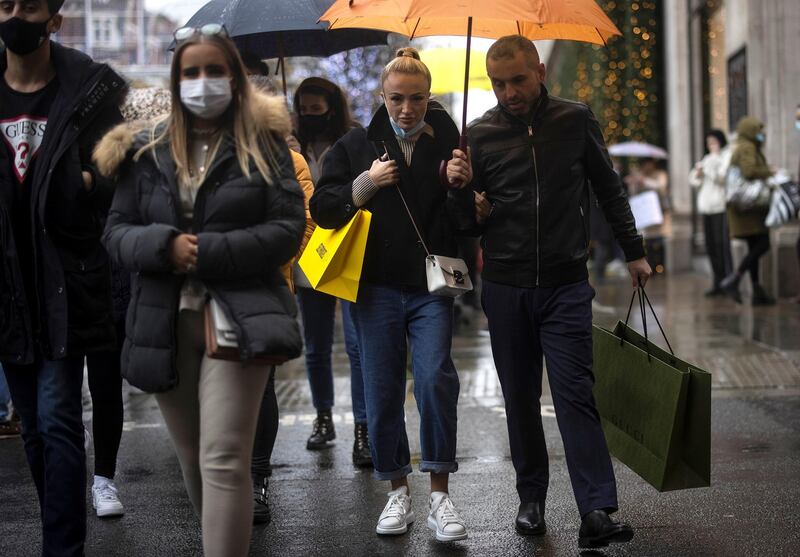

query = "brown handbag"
[203, 299, 288, 365]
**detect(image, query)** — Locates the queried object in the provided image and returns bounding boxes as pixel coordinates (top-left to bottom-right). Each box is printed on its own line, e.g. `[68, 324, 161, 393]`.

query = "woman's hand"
[285, 134, 301, 153]
[169, 234, 199, 273]
[81, 170, 94, 192]
[368, 156, 399, 188]
[446, 148, 472, 188]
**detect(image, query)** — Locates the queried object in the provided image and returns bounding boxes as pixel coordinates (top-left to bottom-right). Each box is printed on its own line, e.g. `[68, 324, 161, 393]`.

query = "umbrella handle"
[439, 135, 469, 189]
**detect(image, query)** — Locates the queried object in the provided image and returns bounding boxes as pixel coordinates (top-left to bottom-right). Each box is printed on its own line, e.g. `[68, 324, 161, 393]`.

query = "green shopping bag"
[592, 288, 711, 492]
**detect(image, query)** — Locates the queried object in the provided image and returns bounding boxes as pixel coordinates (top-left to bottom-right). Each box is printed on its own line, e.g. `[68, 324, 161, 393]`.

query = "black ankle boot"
[751, 284, 776, 306]
[720, 272, 742, 303]
[352, 423, 373, 468]
[306, 410, 336, 450]
[252, 474, 271, 525]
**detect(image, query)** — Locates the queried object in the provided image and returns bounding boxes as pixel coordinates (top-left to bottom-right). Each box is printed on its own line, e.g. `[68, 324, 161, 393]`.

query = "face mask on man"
[299, 113, 330, 136]
[180, 78, 233, 120]
[0, 17, 52, 56]
[755, 132, 766, 143]
[795, 120, 800, 132]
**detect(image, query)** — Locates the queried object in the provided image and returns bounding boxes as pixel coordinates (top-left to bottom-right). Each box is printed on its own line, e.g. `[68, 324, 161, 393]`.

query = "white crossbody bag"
[396, 187, 473, 298]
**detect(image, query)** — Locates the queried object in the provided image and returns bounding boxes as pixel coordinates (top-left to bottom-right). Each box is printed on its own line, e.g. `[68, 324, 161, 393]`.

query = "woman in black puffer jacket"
[94, 29, 303, 556]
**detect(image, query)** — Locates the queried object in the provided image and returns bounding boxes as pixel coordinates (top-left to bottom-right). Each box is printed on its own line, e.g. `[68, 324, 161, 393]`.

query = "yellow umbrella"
[420, 47, 492, 95]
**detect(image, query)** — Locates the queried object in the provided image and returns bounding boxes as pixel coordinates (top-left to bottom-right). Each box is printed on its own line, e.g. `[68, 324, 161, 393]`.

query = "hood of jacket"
[736, 116, 764, 143]
[93, 90, 292, 178]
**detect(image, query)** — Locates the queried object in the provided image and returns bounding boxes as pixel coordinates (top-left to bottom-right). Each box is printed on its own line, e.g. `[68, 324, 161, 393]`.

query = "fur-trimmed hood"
[93, 90, 292, 178]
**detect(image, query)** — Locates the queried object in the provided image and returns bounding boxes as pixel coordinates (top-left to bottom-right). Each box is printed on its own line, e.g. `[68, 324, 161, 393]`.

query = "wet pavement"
[1, 273, 799, 556]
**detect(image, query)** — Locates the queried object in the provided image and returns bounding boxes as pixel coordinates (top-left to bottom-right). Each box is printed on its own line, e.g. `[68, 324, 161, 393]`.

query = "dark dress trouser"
[482, 278, 618, 518]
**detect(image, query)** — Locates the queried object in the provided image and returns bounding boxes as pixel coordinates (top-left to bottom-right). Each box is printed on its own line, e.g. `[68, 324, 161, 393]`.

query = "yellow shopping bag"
[298, 210, 371, 302]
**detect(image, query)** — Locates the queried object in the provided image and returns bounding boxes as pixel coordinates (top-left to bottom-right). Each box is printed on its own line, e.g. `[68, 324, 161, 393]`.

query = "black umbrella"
[182, 0, 391, 96]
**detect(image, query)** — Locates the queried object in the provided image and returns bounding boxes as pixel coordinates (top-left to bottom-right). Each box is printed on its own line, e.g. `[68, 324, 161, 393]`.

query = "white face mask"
[180, 78, 232, 120]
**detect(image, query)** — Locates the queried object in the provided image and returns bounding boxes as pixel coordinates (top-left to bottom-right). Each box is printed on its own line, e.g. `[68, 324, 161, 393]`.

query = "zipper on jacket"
[529, 125, 540, 286]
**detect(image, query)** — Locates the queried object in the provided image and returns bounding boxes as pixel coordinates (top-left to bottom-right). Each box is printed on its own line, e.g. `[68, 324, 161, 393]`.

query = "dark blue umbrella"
[182, 0, 391, 94]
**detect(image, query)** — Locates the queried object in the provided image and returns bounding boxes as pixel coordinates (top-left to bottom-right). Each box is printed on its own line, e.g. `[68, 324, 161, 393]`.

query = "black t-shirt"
[0, 75, 59, 315]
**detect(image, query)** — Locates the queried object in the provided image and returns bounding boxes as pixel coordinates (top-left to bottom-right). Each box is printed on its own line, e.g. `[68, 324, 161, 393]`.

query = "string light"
[550, 1, 663, 146]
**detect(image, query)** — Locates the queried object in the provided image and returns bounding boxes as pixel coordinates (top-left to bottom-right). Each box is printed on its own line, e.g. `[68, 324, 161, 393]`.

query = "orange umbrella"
[320, 0, 621, 155]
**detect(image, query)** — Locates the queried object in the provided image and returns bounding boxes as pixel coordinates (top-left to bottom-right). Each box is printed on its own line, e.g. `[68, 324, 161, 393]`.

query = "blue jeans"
[482, 279, 618, 517]
[297, 288, 366, 423]
[0, 363, 10, 421]
[3, 356, 86, 557]
[350, 285, 460, 481]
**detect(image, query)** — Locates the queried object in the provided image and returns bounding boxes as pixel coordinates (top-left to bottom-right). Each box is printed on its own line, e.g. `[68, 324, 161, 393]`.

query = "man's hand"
[475, 191, 491, 223]
[627, 257, 652, 288]
[169, 234, 199, 273]
[446, 148, 472, 188]
[81, 171, 94, 192]
[368, 156, 399, 188]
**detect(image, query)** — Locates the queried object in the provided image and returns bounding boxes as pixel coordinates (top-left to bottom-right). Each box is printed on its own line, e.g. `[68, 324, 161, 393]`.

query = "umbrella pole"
[278, 35, 288, 98]
[460, 16, 472, 147]
[439, 16, 472, 188]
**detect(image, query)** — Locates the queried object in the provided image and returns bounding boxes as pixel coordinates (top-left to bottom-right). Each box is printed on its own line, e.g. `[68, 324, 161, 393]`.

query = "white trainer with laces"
[92, 477, 125, 518]
[427, 492, 468, 541]
[376, 486, 415, 535]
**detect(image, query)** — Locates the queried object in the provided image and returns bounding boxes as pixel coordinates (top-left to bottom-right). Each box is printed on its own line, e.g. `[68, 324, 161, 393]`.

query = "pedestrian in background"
[690, 129, 733, 296]
[310, 48, 474, 542]
[0, 1, 125, 555]
[97, 26, 304, 557]
[244, 60, 322, 524]
[0, 364, 21, 438]
[288, 77, 372, 467]
[721, 116, 776, 305]
[464, 35, 649, 549]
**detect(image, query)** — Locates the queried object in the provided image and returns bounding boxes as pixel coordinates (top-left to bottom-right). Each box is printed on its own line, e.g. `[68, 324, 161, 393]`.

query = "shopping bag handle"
[621, 284, 674, 361]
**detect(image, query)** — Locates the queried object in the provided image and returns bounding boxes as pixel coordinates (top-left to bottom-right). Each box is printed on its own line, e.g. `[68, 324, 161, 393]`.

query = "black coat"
[0, 43, 125, 365]
[309, 103, 473, 291]
[97, 93, 305, 392]
[467, 86, 645, 287]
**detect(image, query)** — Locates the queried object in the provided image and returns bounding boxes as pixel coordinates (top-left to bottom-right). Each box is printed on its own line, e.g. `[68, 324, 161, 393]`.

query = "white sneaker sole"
[93, 500, 125, 518]
[427, 515, 468, 541]
[376, 509, 415, 535]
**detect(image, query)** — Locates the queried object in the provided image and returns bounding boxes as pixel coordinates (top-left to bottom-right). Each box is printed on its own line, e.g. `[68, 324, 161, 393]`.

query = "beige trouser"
[155, 309, 270, 557]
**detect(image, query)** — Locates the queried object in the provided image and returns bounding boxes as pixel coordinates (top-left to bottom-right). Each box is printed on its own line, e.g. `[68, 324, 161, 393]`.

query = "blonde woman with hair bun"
[310, 47, 474, 543]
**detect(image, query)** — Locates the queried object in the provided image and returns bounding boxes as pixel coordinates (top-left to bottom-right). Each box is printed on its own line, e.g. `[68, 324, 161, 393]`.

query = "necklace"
[190, 126, 220, 137]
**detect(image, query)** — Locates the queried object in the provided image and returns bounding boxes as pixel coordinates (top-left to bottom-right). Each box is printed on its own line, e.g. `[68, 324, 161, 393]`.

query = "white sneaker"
[92, 478, 125, 518]
[427, 492, 467, 541]
[376, 486, 415, 535]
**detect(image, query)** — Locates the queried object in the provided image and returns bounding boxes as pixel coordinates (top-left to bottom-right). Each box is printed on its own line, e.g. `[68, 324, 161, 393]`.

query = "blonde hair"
[380, 47, 432, 89]
[135, 34, 281, 186]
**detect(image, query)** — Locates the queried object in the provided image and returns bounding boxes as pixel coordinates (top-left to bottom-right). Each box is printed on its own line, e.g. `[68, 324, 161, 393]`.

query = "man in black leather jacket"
[459, 36, 651, 549]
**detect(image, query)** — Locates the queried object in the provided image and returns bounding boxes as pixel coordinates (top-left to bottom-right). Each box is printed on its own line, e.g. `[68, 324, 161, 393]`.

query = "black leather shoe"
[306, 411, 336, 450]
[515, 501, 546, 535]
[352, 423, 373, 467]
[578, 510, 634, 548]
[252, 474, 271, 525]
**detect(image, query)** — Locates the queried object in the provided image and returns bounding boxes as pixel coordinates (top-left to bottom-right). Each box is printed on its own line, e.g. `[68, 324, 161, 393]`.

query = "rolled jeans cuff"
[372, 463, 413, 481]
[419, 460, 458, 474]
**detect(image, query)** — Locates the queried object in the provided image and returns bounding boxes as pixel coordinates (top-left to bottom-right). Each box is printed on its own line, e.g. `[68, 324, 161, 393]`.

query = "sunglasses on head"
[174, 23, 229, 43]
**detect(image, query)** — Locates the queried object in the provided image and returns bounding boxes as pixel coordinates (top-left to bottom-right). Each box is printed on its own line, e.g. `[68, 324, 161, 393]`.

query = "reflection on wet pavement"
[275, 273, 800, 409]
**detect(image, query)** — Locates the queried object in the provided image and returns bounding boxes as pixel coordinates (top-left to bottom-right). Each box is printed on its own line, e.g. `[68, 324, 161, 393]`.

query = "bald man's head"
[487, 35, 541, 70]
[486, 35, 547, 117]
